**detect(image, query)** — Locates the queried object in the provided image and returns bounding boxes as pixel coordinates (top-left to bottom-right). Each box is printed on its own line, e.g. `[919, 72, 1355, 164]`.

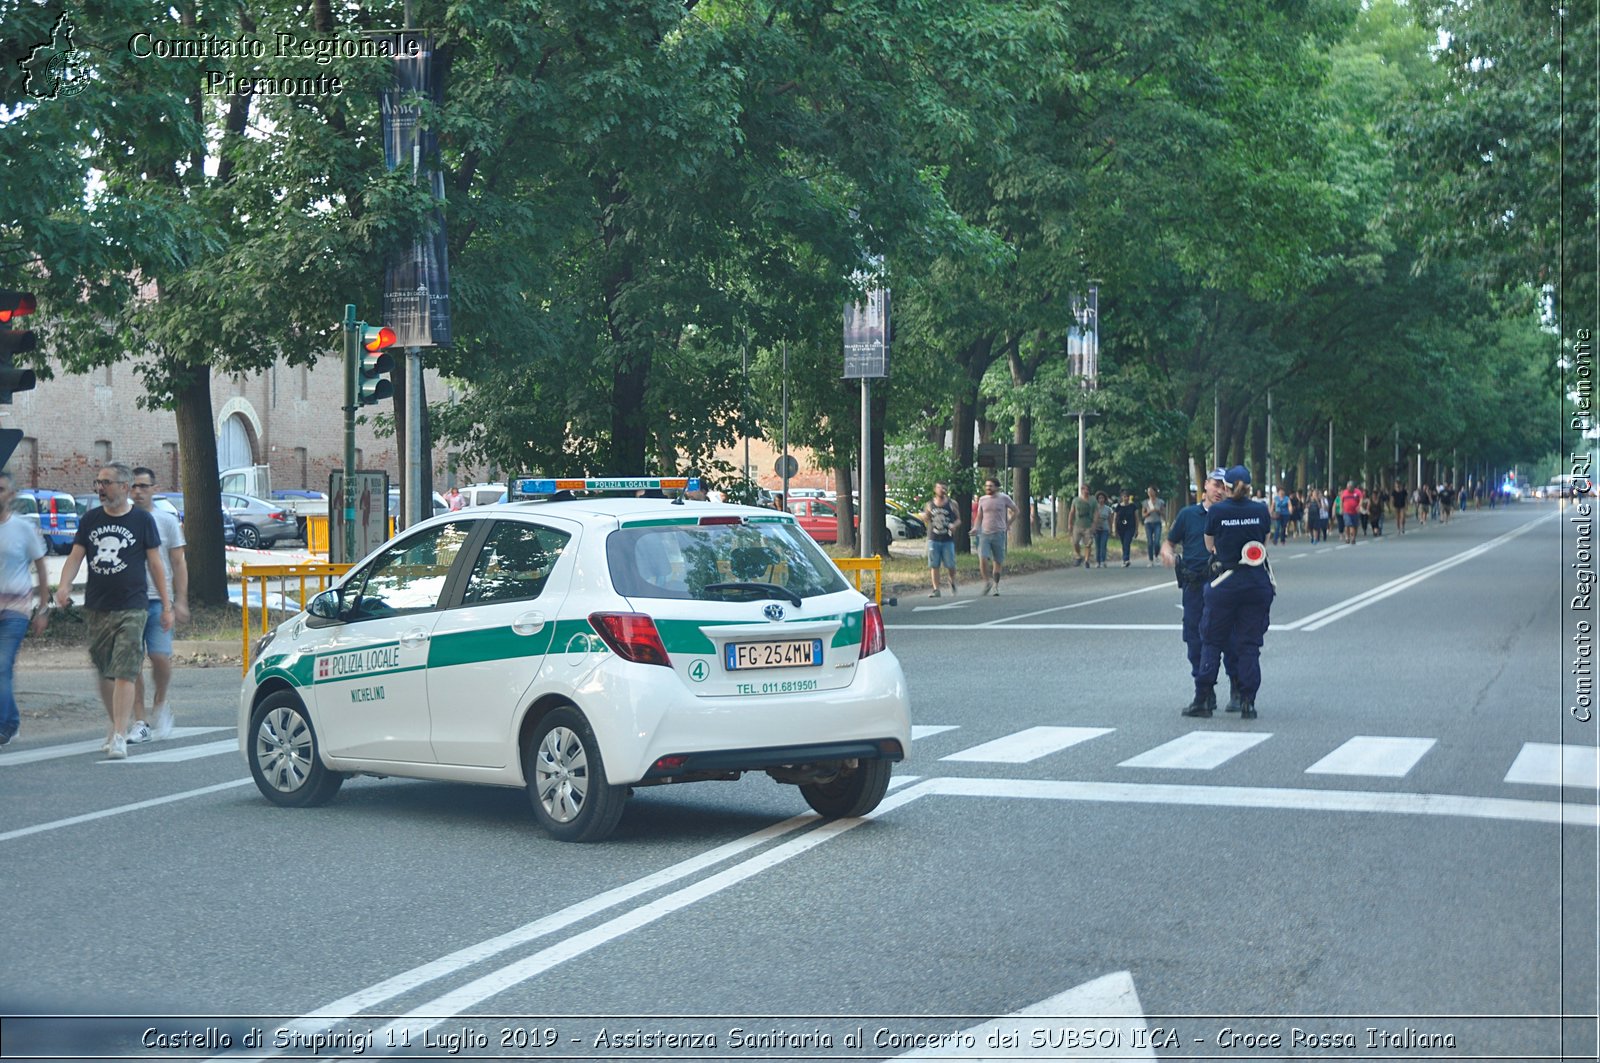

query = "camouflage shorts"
[86, 607, 148, 681]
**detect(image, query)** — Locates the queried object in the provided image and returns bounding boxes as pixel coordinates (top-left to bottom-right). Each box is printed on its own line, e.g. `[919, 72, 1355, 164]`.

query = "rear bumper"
[639, 737, 905, 781]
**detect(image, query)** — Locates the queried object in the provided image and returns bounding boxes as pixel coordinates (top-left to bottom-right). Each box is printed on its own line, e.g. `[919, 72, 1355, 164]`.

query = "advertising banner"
[381, 32, 452, 348]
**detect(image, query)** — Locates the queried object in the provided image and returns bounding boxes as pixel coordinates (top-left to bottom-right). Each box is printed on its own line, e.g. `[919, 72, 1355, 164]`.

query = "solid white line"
[980, 582, 1170, 626]
[894, 623, 1184, 632]
[102, 738, 237, 764]
[362, 783, 937, 1050]
[912, 725, 959, 740]
[941, 726, 1113, 764]
[922, 776, 1600, 827]
[1306, 736, 1437, 778]
[0, 778, 254, 843]
[0, 726, 229, 766]
[1281, 512, 1554, 631]
[1118, 732, 1272, 771]
[242, 812, 837, 1058]
[1504, 743, 1600, 789]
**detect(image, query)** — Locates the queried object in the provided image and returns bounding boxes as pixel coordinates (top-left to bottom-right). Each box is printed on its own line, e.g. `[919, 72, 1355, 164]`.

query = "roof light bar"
[515, 476, 700, 496]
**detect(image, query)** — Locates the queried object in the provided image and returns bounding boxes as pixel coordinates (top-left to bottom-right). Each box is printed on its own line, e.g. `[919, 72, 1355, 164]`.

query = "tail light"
[269, 510, 287, 521]
[860, 602, 886, 658]
[589, 612, 672, 667]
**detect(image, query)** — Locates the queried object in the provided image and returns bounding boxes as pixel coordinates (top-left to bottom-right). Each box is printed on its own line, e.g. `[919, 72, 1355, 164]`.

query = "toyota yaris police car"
[238, 478, 911, 842]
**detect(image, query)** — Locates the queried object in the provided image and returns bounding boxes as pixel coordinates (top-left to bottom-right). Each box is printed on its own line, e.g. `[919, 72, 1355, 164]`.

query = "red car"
[788, 497, 845, 543]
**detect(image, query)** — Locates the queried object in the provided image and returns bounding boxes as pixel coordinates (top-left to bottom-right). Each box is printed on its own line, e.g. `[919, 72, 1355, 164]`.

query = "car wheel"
[524, 706, 626, 842]
[799, 758, 892, 819]
[236, 524, 260, 549]
[247, 691, 343, 808]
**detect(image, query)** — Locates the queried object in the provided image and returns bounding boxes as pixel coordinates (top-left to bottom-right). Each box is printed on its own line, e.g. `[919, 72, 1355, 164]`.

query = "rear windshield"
[608, 521, 849, 601]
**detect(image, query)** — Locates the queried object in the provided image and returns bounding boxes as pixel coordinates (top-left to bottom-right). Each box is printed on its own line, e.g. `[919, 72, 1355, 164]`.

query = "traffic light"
[0, 291, 38, 405]
[356, 322, 396, 406]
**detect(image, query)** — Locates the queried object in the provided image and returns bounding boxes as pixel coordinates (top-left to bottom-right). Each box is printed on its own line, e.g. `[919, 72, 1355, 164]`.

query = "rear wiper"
[704, 582, 803, 607]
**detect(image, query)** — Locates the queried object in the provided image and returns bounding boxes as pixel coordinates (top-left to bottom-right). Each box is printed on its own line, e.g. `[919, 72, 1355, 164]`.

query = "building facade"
[4, 352, 472, 495]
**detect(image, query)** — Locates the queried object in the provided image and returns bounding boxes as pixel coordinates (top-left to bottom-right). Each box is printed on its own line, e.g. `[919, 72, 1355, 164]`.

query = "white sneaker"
[127, 720, 152, 744]
[151, 703, 174, 741]
[108, 733, 128, 759]
[101, 735, 113, 753]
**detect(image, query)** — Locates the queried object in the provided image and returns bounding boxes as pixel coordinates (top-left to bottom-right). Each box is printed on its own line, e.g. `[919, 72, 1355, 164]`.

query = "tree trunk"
[175, 363, 228, 606]
[833, 465, 856, 551]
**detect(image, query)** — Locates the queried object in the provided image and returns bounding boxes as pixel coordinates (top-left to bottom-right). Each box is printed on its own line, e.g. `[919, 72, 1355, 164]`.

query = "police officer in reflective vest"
[1160, 468, 1237, 715]
[1195, 464, 1275, 720]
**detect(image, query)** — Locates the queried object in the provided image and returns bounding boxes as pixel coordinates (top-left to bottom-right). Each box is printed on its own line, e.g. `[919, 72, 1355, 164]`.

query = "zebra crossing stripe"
[1504, 743, 1600, 789]
[101, 739, 238, 764]
[1305, 736, 1436, 778]
[912, 725, 959, 740]
[941, 726, 1113, 764]
[1118, 732, 1271, 770]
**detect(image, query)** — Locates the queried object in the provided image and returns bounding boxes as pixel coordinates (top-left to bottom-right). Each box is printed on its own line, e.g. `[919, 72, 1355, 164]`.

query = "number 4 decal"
[688, 659, 709, 682]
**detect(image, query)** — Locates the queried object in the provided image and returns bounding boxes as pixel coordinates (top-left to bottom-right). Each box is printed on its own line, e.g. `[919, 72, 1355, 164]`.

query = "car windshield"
[607, 521, 848, 602]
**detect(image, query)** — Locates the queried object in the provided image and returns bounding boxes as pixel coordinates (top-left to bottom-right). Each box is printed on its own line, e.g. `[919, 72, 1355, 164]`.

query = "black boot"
[1239, 698, 1257, 720]
[1225, 681, 1243, 713]
[1181, 688, 1216, 718]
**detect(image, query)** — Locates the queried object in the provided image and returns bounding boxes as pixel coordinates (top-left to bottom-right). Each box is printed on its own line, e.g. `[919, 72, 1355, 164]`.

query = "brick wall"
[3, 354, 481, 494]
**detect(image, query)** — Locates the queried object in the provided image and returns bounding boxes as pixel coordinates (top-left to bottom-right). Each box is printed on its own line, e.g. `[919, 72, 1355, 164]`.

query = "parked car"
[221, 492, 297, 548]
[458, 482, 509, 507]
[387, 488, 449, 518]
[238, 481, 909, 841]
[884, 501, 925, 540]
[152, 491, 238, 546]
[786, 496, 878, 544]
[15, 489, 80, 553]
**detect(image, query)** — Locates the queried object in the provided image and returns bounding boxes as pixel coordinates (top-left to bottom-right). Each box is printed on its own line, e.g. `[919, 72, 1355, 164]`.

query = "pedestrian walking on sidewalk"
[127, 467, 188, 743]
[1141, 486, 1165, 566]
[54, 463, 171, 760]
[1114, 491, 1139, 566]
[920, 482, 961, 597]
[0, 472, 51, 747]
[973, 477, 1018, 595]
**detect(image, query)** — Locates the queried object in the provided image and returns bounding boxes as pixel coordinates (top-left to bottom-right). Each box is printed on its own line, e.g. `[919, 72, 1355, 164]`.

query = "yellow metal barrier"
[239, 562, 352, 672]
[834, 556, 884, 605]
[302, 514, 397, 556]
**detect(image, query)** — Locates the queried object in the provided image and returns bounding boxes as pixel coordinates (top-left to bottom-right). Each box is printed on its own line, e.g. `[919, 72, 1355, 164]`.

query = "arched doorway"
[218, 412, 256, 470]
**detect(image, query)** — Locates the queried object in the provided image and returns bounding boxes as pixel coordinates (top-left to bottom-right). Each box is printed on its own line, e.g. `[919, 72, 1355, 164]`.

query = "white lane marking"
[0, 779, 254, 843]
[942, 726, 1113, 764]
[895, 623, 1184, 631]
[897, 971, 1155, 1059]
[1288, 552, 1309, 558]
[1281, 512, 1555, 631]
[225, 812, 838, 1062]
[912, 725, 959, 740]
[102, 738, 238, 764]
[1118, 732, 1272, 770]
[980, 582, 1169, 626]
[0, 727, 229, 766]
[923, 776, 1600, 827]
[361, 783, 937, 1050]
[1306, 736, 1437, 778]
[1505, 743, 1600, 789]
[913, 599, 974, 612]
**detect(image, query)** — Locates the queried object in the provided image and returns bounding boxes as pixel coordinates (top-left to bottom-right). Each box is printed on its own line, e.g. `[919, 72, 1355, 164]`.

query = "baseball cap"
[1207, 467, 1228, 483]
[1225, 464, 1251, 485]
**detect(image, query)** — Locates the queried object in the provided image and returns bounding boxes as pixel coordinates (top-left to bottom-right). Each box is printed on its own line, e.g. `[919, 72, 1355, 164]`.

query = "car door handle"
[400, 628, 431, 646]
[512, 611, 546, 636]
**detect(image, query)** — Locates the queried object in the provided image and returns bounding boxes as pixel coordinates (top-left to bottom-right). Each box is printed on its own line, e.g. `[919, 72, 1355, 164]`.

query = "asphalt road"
[2, 500, 1594, 1062]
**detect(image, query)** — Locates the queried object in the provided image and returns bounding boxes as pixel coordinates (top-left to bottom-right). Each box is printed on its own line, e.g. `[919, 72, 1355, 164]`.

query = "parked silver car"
[221, 492, 298, 548]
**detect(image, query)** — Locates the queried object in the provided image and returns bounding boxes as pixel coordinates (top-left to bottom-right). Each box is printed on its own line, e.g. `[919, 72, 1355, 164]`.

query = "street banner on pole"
[1068, 285, 1099, 387]
[843, 285, 889, 380]
[381, 32, 452, 348]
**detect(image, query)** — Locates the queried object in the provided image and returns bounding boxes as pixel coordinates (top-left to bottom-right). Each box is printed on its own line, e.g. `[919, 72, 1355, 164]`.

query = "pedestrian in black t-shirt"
[54, 463, 171, 759]
[1114, 491, 1139, 566]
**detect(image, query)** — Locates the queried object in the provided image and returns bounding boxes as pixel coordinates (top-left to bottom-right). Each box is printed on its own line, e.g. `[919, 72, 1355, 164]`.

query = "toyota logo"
[763, 603, 785, 622]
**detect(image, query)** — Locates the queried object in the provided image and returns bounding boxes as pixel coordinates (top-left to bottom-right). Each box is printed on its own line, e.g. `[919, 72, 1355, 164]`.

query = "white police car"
[239, 477, 911, 841]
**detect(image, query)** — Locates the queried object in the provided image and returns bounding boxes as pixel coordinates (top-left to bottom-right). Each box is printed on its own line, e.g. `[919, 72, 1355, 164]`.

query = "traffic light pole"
[342, 303, 359, 564]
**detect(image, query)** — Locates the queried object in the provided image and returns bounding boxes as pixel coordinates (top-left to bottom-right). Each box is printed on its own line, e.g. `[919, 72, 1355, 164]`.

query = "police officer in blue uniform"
[1195, 465, 1275, 720]
[1160, 468, 1239, 716]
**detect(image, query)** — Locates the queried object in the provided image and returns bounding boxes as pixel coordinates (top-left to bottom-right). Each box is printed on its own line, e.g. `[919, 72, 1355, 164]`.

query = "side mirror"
[307, 589, 341, 621]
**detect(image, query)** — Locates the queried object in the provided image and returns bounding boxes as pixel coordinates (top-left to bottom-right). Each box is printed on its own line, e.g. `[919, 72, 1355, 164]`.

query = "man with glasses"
[54, 463, 171, 759]
[127, 467, 187, 743]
